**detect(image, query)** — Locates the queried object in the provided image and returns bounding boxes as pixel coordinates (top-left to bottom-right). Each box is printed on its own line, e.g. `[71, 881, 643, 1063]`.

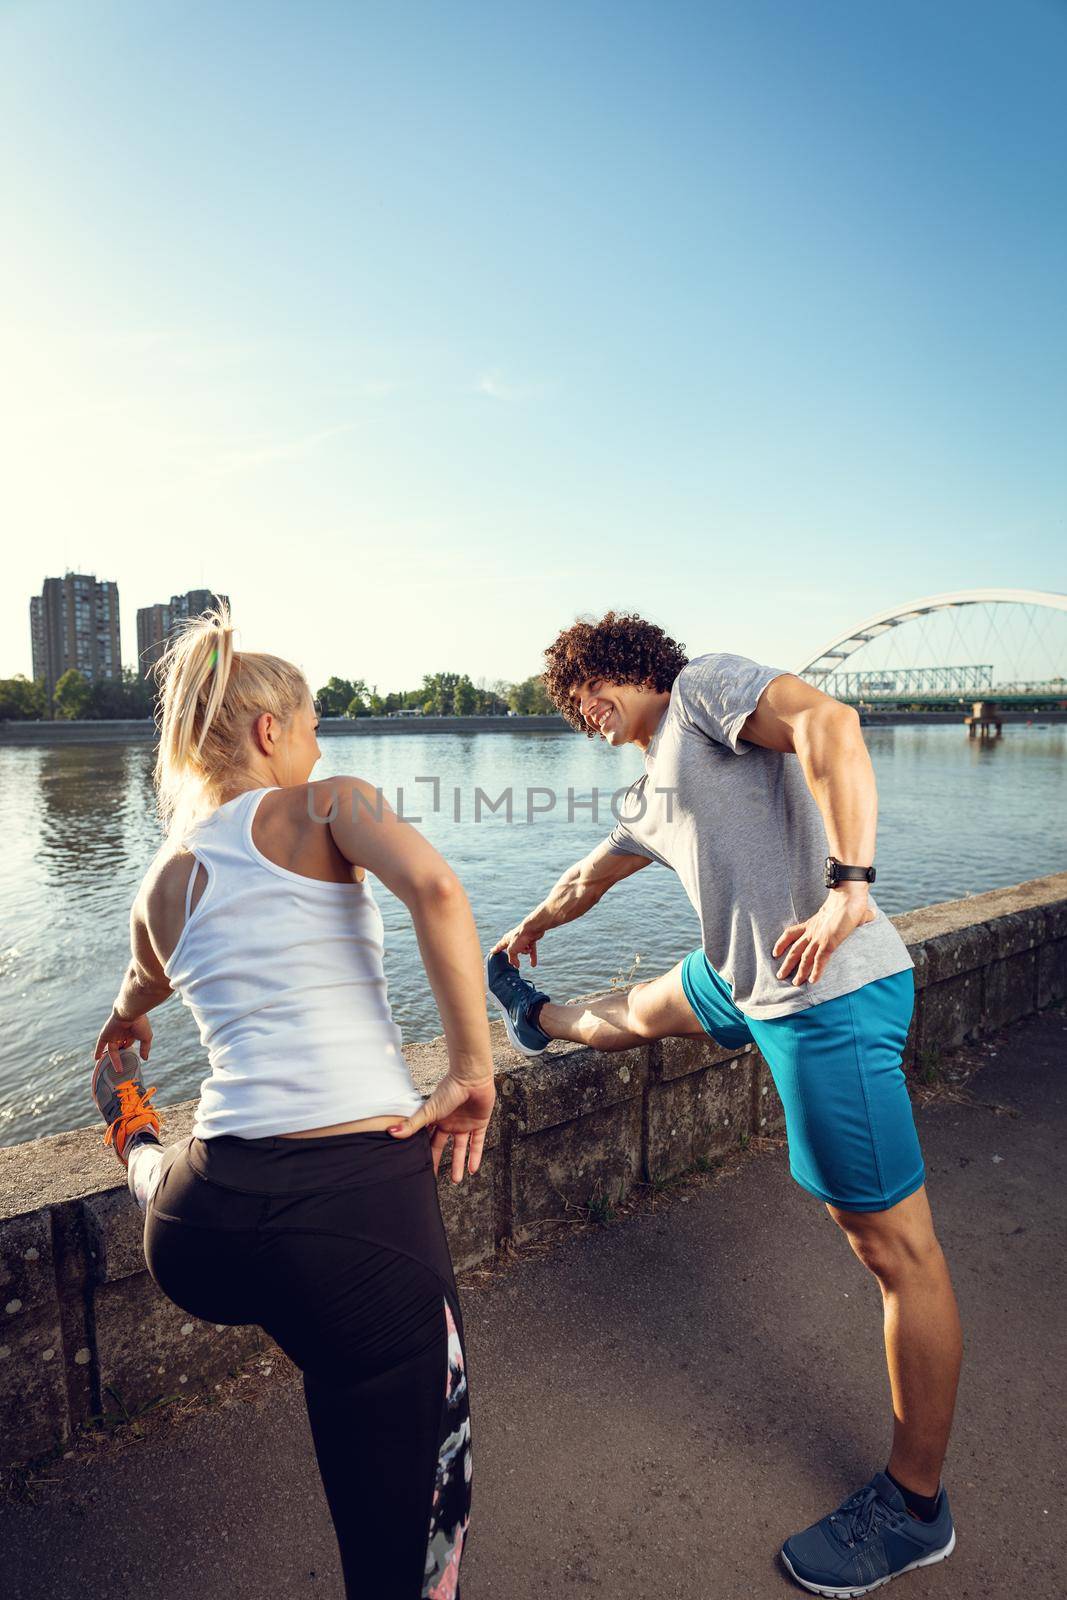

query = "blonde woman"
[91, 609, 494, 1600]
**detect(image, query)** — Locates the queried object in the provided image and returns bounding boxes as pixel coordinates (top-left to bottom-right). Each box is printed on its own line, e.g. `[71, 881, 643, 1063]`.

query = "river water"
[1, 723, 1064, 1148]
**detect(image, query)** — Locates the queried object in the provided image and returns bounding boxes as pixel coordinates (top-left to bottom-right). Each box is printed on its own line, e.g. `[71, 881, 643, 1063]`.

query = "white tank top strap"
[182, 854, 202, 922]
[240, 784, 274, 827]
[184, 787, 273, 868]
[177, 786, 268, 932]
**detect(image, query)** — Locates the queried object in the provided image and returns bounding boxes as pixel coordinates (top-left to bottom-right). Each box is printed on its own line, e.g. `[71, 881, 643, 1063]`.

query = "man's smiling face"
[571, 676, 658, 745]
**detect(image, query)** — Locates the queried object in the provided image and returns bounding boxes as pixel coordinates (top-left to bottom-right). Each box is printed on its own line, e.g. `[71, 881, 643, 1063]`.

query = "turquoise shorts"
[680, 953, 924, 1213]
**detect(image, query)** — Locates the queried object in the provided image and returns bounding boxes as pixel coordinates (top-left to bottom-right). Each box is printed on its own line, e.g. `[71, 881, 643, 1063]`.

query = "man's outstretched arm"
[493, 837, 650, 967]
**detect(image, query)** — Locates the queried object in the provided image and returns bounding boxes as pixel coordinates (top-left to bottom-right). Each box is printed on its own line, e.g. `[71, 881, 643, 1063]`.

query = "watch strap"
[825, 856, 876, 887]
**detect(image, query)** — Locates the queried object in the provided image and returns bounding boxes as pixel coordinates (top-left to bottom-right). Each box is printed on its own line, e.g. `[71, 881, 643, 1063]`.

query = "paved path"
[2, 1008, 1063, 1599]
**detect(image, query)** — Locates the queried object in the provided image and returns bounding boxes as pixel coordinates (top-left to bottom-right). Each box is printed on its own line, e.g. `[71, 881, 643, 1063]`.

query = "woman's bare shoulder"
[305, 775, 389, 820]
[135, 844, 197, 921]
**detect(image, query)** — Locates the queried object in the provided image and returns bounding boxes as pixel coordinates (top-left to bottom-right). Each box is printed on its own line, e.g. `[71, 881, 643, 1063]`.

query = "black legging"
[143, 1126, 471, 1599]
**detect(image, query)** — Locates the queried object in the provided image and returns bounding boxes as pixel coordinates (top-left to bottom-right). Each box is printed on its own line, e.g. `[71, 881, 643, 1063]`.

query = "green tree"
[0, 675, 48, 721]
[345, 679, 370, 717]
[316, 677, 357, 717]
[421, 672, 463, 716]
[481, 678, 511, 715]
[453, 675, 476, 715]
[53, 668, 92, 720]
[88, 667, 154, 719]
[508, 678, 531, 714]
[507, 675, 554, 714]
[29, 675, 49, 717]
[310, 672, 559, 718]
[378, 689, 414, 714]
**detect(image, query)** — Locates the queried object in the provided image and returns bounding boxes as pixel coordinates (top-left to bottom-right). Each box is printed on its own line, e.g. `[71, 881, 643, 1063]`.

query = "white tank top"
[162, 786, 424, 1139]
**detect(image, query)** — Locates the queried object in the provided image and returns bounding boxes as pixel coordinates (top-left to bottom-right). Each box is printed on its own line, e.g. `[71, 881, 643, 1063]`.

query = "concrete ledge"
[1, 870, 1065, 1466]
[894, 873, 1067, 1054]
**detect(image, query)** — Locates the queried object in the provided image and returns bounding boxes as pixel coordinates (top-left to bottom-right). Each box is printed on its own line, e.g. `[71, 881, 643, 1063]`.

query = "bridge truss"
[797, 589, 1067, 703]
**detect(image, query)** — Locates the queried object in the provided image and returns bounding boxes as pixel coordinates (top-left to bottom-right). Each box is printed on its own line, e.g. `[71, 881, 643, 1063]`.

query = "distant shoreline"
[0, 714, 570, 743]
[2, 709, 1066, 745]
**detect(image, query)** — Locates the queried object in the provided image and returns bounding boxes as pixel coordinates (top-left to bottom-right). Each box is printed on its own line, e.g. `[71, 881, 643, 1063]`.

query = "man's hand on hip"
[773, 885, 876, 987]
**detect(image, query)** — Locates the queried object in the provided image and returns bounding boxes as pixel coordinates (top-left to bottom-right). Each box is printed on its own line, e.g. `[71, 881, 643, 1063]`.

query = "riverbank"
[3, 708, 1066, 743]
[0, 870, 1064, 1472]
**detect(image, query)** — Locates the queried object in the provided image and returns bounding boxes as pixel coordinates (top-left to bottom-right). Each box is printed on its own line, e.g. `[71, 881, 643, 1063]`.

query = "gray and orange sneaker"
[92, 1046, 161, 1166]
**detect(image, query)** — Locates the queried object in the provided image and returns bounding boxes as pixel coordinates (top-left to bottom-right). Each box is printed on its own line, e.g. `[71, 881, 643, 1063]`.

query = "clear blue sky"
[2, 0, 1064, 691]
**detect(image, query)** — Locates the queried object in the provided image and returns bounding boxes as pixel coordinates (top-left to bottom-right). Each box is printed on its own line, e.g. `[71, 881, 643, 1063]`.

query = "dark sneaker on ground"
[92, 1046, 161, 1167]
[781, 1472, 955, 1596]
[485, 950, 552, 1056]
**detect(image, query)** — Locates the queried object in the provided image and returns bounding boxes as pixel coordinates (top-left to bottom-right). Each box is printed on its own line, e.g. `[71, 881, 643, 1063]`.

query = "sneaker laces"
[103, 1079, 160, 1150]
[494, 962, 539, 1004]
[827, 1485, 897, 1550]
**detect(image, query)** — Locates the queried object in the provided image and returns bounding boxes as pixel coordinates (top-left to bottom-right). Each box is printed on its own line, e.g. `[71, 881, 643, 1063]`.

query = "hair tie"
[209, 647, 218, 670]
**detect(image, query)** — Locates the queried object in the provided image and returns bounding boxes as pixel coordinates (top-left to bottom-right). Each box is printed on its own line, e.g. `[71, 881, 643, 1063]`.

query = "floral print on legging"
[423, 1298, 472, 1599]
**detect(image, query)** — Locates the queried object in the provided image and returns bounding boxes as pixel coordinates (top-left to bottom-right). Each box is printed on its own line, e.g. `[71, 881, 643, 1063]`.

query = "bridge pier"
[965, 699, 1003, 738]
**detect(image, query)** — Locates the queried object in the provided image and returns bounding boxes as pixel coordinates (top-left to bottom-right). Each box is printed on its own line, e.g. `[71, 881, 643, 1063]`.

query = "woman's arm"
[94, 888, 174, 1064]
[322, 776, 491, 1079]
[319, 776, 496, 1177]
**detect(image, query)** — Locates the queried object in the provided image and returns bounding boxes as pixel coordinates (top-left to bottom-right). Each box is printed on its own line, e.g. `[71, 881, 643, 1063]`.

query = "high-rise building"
[174, 589, 229, 622]
[29, 596, 46, 685]
[136, 603, 174, 680]
[135, 589, 230, 679]
[28, 573, 121, 697]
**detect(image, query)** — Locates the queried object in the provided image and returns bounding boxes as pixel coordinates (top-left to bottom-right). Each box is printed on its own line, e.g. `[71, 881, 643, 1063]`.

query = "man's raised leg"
[486, 950, 706, 1057]
[538, 960, 707, 1051]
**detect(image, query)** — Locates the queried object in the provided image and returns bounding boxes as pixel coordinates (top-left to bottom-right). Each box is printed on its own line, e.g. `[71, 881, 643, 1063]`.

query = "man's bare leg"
[828, 1185, 963, 1496]
[538, 960, 706, 1051]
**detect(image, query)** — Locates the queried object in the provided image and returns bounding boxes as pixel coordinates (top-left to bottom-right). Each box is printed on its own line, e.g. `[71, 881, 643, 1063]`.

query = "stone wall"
[1, 872, 1064, 1467]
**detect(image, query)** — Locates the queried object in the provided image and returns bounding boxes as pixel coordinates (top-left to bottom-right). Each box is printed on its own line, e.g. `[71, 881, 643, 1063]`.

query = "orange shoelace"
[102, 1078, 160, 1155]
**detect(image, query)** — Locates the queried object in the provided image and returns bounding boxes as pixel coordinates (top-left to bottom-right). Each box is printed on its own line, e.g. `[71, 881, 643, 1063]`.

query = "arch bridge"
[797, 589, 1067, 707]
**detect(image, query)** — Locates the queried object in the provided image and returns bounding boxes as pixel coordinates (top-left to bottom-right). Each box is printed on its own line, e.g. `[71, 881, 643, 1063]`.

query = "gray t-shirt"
[606, 652, 914, 1018]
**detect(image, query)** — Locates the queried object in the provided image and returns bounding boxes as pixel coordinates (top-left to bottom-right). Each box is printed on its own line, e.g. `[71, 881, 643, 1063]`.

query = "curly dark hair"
[542, 611, 689, 735]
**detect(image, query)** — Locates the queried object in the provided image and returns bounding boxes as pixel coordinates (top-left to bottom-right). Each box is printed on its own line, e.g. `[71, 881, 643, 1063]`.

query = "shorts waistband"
[185, 1126, 433, 1195]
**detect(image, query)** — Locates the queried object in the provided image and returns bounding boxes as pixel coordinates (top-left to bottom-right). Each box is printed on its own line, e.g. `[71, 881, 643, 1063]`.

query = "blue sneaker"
[485, 950, 552, 1056]
[781, 1472, 955, 1596]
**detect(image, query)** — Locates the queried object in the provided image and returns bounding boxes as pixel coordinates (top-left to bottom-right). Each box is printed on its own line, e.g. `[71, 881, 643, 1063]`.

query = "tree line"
[0, 669, 155, 722]
[314, 671, 556, 718]
[0, 668, 557, 721]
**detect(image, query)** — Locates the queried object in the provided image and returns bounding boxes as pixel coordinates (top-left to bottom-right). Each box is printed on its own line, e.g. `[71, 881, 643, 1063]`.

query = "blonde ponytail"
[152, 604, 309, 841]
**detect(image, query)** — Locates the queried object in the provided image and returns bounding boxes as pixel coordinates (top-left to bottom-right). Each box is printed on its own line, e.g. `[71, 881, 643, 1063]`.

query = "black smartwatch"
[825, 855, 876, 889]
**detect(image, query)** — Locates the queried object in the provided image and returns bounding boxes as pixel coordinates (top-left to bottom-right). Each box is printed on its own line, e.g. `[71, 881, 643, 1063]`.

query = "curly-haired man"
[487, 611, 962, 1596]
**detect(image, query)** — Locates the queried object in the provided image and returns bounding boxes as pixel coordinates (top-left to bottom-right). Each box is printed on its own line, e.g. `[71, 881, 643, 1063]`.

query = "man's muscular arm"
[493, 838, 650, 968]
[739, 673, 878, 987]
